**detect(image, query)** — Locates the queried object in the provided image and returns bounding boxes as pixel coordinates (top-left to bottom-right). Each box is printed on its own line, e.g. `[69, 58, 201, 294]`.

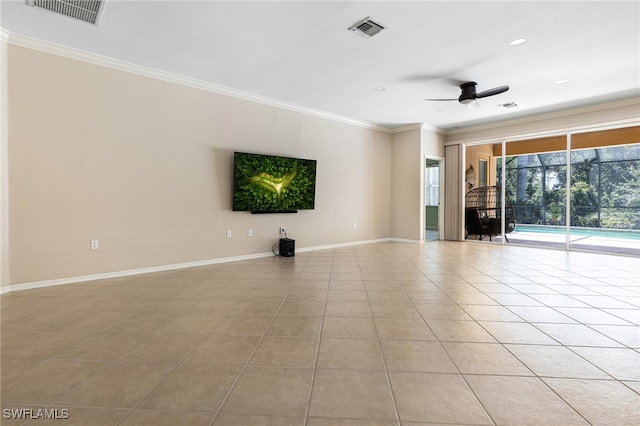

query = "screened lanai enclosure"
[465, 126, 640, 255]
[497, 144, 640, 230]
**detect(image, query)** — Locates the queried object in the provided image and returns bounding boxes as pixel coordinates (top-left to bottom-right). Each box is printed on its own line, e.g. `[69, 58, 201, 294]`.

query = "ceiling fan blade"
[476, 85, 509, 98]
[424, 98, 457, 101]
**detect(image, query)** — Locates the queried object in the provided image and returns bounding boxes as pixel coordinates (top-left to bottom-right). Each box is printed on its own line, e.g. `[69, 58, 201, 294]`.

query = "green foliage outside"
[497, 145, 640, 230]
[233, 153, 316, 211]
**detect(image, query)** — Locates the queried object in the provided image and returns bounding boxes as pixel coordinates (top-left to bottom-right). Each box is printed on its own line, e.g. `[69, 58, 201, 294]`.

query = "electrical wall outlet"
[90, 240, 99, 250]
[353, 222, 357, 229]
[226, 230, 232, 238]
[248, 228, 253, 237]
[280, 226, 286, 235]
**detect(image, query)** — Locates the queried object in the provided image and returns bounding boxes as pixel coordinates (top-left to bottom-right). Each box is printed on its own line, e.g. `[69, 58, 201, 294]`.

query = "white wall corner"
[0, 28, 10, 43]
[420, 122, 447, 135]
[390, 123, 421, 134]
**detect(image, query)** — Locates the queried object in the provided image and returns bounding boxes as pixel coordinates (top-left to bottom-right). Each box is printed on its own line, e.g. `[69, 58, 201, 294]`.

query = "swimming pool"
[514, 224, 640, 240]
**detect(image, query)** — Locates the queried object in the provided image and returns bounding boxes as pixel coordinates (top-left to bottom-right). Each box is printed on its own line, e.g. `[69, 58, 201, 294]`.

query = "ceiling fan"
[425, 82, 509, 108]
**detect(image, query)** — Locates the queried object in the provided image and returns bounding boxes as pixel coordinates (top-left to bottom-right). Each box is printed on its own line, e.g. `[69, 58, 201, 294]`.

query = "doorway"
[425, 158, 441, 241]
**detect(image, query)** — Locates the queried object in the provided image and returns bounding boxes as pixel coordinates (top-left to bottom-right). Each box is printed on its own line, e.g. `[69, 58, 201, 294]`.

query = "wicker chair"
[465, 186, 515, 242]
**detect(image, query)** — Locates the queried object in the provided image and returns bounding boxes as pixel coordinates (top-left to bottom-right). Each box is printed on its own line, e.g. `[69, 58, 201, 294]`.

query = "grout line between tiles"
[302, 253, 331, 426]
[359, 253, 402, 426]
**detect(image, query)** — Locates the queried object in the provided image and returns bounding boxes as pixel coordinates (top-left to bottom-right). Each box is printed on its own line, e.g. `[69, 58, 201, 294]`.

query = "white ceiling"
[2, 1, 639, 131]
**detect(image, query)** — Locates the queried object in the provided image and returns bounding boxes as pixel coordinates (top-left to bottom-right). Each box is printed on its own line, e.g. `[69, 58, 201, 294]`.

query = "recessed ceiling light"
[510, 38, 528, 46]
[375, 87, 386, 91]
[555, 79, 570, 85]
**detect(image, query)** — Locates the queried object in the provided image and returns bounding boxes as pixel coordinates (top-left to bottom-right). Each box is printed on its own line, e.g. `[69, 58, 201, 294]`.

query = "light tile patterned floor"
[1, 241, 639, 425]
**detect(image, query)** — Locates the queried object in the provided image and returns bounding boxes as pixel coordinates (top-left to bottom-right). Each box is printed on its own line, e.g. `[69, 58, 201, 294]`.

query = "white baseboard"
[1, 238, 401, 295]
[389, 238, 424, 244]
[296, 238, 393, 253]
[1, 251, 275, 295]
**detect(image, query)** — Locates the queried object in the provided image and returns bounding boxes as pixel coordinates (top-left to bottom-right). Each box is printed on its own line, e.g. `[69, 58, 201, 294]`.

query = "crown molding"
[4, 30, 394, 134]
[388, 123, 449, 135]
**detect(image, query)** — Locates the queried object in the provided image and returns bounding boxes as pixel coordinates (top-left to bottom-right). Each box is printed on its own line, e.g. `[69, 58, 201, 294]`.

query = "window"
[425, 166, 439, 206]
[478, 159, 488, 187]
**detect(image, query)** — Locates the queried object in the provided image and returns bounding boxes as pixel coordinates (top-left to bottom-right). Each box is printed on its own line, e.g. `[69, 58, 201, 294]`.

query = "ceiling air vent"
[348, 17, 386, 39]
[26, 0, 105, 25]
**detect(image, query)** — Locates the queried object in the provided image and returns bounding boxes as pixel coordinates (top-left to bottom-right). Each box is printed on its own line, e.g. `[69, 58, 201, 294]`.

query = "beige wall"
[390, 128, 421, 240]
[389, 126, 445, 241]
[6, 45, 393, 285]
[421, 127, 445, 159]
[464, 144, 496, 191]
[7, 39, 635, 288]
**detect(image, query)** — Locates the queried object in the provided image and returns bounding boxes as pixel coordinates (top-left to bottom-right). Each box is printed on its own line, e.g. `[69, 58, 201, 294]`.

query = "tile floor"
[1, 241, 639, 425]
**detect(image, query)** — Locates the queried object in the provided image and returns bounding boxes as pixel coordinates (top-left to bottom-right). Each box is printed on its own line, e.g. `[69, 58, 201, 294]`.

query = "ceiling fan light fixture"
[462, 99, 479, 109]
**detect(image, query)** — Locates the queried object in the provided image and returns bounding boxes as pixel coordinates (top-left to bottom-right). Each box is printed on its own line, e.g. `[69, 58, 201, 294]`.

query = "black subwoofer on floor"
[279, 238, 295, 257]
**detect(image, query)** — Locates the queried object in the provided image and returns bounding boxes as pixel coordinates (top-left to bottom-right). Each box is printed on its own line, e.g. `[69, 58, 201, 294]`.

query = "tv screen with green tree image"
[232, 152, 317, 213]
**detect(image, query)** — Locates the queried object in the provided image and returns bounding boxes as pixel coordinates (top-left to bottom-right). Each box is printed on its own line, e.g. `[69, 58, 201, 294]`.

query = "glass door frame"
[497, 136, 573, 248]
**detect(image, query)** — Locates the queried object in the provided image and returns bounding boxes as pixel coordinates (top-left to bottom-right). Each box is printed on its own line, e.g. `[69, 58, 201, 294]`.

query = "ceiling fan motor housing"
[458, 82, 478, 103]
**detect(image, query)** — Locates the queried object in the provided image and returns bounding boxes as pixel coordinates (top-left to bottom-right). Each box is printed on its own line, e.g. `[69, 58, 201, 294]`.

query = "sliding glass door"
[478, 126, 639, 255]
[497, 150, 568, 249]
[569, 144, 640, 255]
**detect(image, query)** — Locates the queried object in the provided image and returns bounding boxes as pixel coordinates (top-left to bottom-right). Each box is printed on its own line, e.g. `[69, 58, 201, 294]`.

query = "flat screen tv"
[232, 151, 317, 213]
